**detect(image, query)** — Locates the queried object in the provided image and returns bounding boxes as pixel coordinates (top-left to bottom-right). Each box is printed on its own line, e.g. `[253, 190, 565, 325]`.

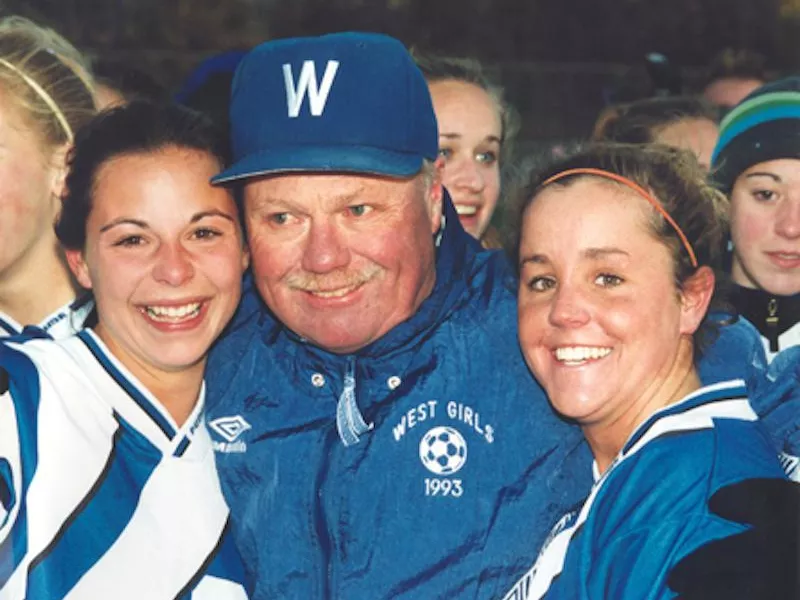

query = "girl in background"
[592, 96, 720, 170]
[711, 77, 800, 360]
[0, 16, 96, 337]
[415, 53, 519, 248]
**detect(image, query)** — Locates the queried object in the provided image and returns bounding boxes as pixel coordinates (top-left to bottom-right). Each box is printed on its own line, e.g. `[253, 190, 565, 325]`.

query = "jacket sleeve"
[668, 478, 800, 599]
[736, 345, 800, 480]
[587, 516, 747, 600]
[700, 317, 800, 480]
[697, 313, 767, 386]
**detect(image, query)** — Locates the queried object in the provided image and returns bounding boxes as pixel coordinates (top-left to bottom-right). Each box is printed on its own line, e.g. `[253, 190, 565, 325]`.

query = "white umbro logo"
[209, 415, 252, 443]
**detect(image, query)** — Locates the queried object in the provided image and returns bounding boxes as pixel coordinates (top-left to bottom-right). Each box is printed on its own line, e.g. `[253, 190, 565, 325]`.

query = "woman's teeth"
[555, 346, 611, 363]
[145, 302, 201, 322]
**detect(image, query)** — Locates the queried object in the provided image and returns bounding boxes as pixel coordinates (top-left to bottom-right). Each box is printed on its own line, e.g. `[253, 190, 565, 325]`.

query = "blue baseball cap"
[212, 32, 439, 184]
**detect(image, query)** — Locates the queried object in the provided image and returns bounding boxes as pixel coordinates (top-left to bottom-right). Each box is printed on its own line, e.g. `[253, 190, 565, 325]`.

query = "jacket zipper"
[766, 297, 779, 353]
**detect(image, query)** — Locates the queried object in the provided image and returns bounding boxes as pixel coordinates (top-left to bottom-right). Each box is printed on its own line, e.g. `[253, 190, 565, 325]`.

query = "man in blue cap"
[205, 31, 590, 599]
[205, 31, 798, 600]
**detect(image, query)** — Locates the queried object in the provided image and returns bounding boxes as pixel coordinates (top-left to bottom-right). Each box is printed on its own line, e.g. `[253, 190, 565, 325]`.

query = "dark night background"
[6, 0, 800, 144]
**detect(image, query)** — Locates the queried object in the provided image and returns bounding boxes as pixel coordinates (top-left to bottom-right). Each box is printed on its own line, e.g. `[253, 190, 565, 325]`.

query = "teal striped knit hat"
[711, 76, 800, 192]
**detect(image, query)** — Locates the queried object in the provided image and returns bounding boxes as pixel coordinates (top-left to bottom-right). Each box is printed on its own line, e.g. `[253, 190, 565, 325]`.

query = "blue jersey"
[502, 380, 788, 600]
[0, 330, 250, 599]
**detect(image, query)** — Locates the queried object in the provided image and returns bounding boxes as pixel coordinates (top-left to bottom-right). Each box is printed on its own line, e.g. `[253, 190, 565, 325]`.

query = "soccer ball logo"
[419, 426, 468, 475]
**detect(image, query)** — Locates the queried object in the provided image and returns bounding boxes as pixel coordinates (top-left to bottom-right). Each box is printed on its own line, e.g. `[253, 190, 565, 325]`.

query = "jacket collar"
[731, 284, 800, 353]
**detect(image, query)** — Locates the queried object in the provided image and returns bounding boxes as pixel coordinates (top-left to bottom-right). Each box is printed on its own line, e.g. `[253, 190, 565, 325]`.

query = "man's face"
[243, 167, 443, 354]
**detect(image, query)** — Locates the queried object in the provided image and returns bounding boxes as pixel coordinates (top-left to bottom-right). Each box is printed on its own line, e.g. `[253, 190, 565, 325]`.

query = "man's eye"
[269, 213, 289, 225]
[348, 205, 370, 217]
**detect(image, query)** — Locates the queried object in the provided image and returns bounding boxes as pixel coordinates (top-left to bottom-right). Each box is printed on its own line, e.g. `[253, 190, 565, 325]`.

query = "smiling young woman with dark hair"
[0, 102, 250, 599]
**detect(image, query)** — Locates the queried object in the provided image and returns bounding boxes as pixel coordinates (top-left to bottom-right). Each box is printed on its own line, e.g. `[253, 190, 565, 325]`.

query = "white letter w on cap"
[283, 60, 339, 118]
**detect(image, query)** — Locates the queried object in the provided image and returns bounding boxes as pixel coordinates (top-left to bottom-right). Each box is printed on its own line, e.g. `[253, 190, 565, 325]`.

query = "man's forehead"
[243, 171, 421, 204]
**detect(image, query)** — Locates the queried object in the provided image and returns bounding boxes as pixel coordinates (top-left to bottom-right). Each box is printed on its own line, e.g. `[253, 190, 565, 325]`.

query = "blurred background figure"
[711, 76, 800, 360]
[0, 16, 96, 337]
[92, 57, 169, 109]
[414, 52, 519, 248]
[601, 52, 685, 108]
[701, 48, 769, 114]
[175, 50, 247, 140]
[593, 96, 720, 169]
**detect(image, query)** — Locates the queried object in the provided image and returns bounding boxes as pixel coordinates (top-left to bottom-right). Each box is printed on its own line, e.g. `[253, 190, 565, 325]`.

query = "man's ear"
[64, 249, 93, 290]
[427, 157, 445, 234]
[679, 266, 715, 336]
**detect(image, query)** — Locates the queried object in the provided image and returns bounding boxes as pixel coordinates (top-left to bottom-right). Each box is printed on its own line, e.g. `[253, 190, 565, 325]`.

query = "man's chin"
[304, 333, 374, 355]
[293, 318, 388, 354]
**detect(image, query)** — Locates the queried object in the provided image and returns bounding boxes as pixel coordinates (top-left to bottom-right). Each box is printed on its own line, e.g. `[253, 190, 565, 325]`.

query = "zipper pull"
[766, 298, 779, 353]
[335, 357, 373, 447]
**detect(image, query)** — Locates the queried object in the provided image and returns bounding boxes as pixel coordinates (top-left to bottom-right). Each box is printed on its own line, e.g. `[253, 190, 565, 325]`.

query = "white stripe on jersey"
[0, 330, 248, 599]
[193, 575, 249, 600]
[765, 321, 800, 363]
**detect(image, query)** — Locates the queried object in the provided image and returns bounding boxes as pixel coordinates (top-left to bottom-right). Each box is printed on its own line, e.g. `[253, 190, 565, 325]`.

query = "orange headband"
[540, 167, 698, 268]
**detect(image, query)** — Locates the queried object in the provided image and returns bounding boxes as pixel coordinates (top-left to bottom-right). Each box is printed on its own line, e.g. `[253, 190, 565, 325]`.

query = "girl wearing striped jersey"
[0, 17, 97, 338]
[507, 144, 788, 599]
[0, 102, 251, 599]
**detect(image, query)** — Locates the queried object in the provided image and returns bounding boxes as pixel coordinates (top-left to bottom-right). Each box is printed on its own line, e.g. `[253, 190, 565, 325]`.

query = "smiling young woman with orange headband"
[505, 143, 790, 599]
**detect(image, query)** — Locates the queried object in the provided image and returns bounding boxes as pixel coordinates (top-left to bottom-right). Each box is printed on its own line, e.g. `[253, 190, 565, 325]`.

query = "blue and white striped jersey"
[0, 296, 94, 340]
[0, 329, 250, 600]
[502, 379, 788, 600]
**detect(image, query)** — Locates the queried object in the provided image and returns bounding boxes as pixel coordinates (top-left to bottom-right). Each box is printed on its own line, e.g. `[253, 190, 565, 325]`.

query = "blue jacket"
[205, 200, 591, 599]
[205, 198, 797, 599]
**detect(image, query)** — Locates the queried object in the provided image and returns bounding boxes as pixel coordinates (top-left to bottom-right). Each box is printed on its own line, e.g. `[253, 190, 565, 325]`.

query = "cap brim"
[211, 146, 425, 185]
